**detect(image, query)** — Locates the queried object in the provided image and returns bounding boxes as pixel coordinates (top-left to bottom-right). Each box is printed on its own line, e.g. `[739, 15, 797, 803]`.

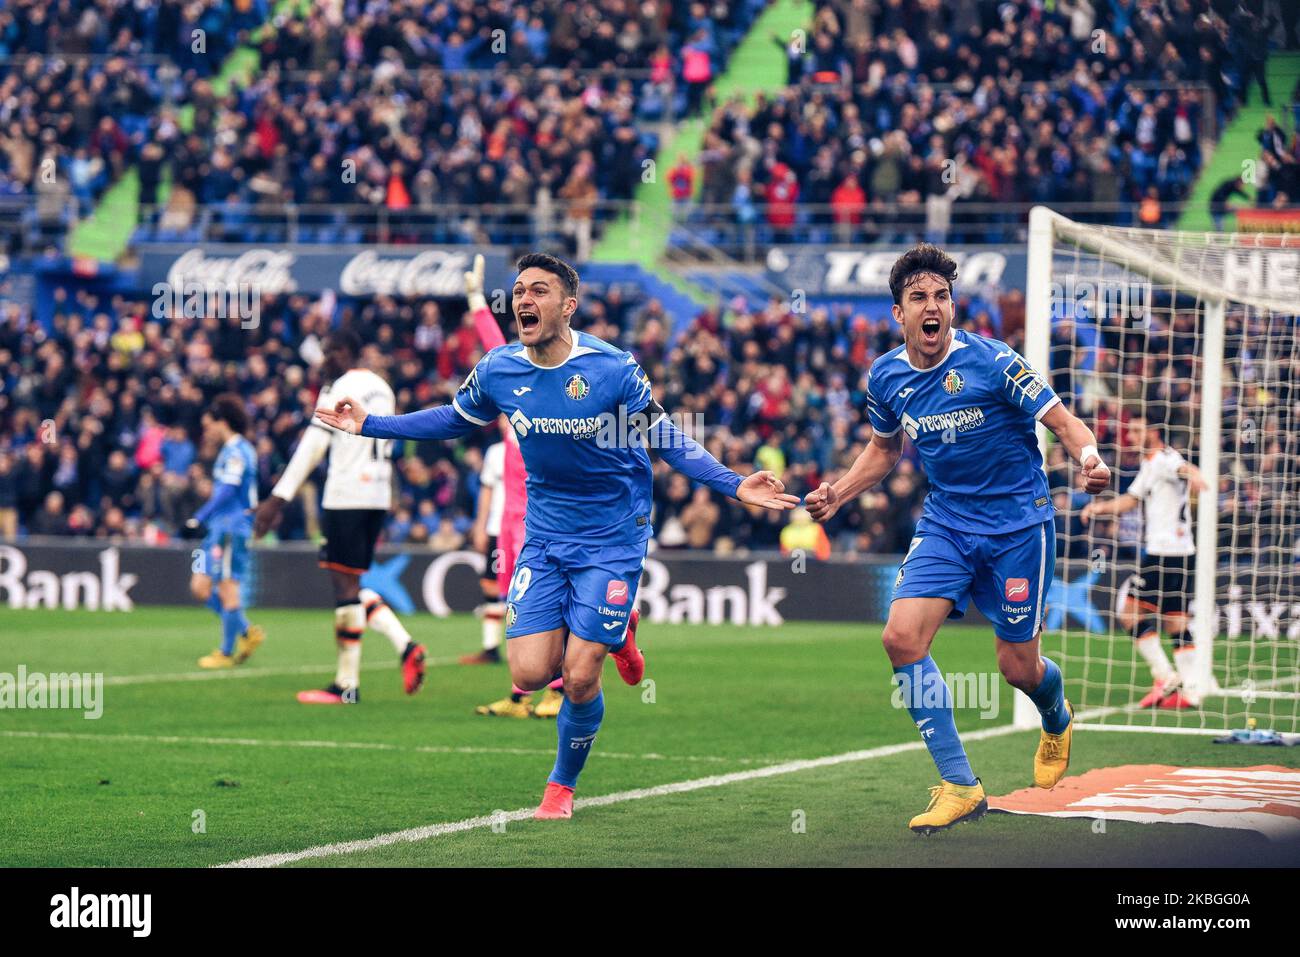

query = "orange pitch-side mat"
[989, 765, 1300, 840]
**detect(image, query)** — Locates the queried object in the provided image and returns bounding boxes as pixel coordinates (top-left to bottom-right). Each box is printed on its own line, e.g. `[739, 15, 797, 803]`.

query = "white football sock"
[334, 641, 361, 691]
[1174, 645, 1199, 697]
[360, 588, 412, 655]
[482, 602, 504, 651]
[334, 602, 365, 690]
[1136, 634, 1174, 683]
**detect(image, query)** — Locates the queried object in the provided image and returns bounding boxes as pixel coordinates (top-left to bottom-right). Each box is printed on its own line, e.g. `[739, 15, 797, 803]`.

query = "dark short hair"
[1129, 404, 1168, 440]
[1133, 400, 1169, 423]
[207, 393, 249, 434]
[888, 243, 958, 305]
[325, 327, 362, 357]
[515, 252, 579, 298]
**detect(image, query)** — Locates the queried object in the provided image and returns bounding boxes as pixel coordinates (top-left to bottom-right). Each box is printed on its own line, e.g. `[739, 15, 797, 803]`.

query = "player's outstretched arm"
[1179, 462, 1208, 494]
[805, 430, 902, 524]
[646, 413, 799, 511]
[315, 396, 481, 441]
[1040, 402, 1110, 495]
[1080, 492, 1139, 525]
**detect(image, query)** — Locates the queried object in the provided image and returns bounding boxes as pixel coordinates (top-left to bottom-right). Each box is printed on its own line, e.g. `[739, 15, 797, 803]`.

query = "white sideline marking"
[0, 729, 767, 765]
[216, 721, 1030, 868]
[101, 658, 462, 687]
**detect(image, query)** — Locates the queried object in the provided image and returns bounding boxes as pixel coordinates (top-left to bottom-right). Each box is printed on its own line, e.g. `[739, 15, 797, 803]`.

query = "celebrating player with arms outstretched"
[806, 244, 1111, 834]
[318, 253, 798, 819]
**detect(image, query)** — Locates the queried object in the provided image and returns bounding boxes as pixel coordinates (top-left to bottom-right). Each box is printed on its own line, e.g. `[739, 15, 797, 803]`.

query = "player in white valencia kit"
[254, 329, 427, 704]
[1081, 409, 1207, 708]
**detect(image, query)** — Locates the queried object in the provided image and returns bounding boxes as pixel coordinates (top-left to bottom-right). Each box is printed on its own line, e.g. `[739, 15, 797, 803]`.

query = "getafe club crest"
[565, 374, 590, 400]
[506, 603, 518, 628]
[942, 369, 964, 395]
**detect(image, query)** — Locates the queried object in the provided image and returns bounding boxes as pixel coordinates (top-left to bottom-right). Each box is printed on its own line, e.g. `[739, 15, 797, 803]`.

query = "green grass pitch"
[1, 608, 1296, 867]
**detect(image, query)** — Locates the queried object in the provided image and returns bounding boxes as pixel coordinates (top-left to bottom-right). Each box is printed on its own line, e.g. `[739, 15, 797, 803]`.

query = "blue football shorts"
[503, 538, 645, 645]
[892, 516, 1055, 643]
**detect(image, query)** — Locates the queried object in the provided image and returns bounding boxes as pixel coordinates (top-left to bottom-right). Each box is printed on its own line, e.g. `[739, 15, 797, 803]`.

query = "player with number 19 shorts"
[316, 253, 798, 820]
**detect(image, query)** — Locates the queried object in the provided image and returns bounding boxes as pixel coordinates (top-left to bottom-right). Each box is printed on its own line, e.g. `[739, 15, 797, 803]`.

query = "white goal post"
[1016, 206, 1300, 735]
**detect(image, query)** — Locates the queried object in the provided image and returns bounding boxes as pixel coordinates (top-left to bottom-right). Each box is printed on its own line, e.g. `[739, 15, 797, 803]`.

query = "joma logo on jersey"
[902, 407, 986, 440]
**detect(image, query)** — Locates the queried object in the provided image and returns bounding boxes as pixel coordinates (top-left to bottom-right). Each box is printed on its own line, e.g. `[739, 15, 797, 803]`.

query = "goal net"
[1018, 207, 1300, 736]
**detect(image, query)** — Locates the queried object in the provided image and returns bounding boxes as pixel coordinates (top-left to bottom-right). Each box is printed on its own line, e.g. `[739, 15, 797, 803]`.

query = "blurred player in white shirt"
[1082, 409, 1206, 708]
[254, 329, 426, 704]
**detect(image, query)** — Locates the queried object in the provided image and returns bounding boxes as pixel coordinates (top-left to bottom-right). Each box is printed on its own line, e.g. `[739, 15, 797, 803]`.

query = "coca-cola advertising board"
[137, 244, 512, 298]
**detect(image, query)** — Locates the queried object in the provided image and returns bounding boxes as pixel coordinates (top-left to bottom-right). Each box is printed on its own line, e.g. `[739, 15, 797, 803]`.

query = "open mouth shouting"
[517, 309, 541, 335]
[919, 316, 943, 348]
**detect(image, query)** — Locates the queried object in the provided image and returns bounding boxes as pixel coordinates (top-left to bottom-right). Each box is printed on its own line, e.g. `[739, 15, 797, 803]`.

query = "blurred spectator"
[779, 507, 831, 560]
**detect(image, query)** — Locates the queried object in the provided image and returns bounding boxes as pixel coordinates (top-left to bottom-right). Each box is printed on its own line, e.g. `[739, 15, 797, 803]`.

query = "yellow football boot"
[233, 624, 265, 664]
[908, 779, 988, 834]
[532, 688, 564, 719]
[475, 695, 533, 718]
[198, 649, 235, 669]
[1034, 699, 1074, 789]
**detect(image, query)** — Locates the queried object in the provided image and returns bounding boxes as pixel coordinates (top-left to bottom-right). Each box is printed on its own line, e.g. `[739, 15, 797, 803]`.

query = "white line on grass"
[101, 658, 462, 687]
[215, 721, 1033, 868]
[0, 729, 767, 765]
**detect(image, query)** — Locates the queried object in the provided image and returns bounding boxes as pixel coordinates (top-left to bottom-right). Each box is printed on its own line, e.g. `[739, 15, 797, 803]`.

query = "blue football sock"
[548, 691, 604, 789]
[894, 656, 977, 787]
[220, 607, 249, 656]
[1029, 657, 1070, 734]
[206, 592, 223, 615]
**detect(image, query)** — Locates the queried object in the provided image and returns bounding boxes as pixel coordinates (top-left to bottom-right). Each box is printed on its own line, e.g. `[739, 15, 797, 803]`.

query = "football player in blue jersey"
[805, 244, 1111, 833]
[317, 253, 799, 819]
[185, 393, 265, 670]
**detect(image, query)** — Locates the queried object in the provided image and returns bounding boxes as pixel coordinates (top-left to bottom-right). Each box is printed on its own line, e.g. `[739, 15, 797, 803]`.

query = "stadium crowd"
[132, 0, 767, 251]
[672, 0, 1282, 252]
[0, 0, 266, 220]
[0, 275, 934, 554]
[1, 264, 1295, 561]
[6, 0, 1285, 255]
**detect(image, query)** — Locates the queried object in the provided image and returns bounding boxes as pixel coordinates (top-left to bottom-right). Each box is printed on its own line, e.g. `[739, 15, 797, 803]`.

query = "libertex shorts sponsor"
[892, 516, 1055, 643]
[503, 538, 645, 645]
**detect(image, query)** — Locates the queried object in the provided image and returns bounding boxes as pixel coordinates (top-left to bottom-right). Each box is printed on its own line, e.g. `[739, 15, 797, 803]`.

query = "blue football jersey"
[452, 331, 656, 546]
[209, 434, 258, 536]
[865, 329, 1059, 534]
